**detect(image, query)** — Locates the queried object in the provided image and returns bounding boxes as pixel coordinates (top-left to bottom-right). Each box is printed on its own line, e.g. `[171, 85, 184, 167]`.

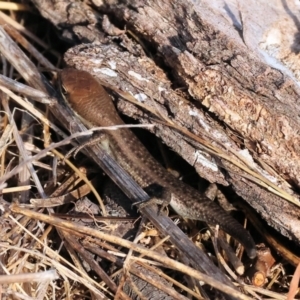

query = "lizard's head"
[58, 68, 122, 127]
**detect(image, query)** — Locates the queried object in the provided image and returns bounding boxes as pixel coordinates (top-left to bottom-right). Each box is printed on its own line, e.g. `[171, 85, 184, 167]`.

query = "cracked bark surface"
[32, 0, 300, 248]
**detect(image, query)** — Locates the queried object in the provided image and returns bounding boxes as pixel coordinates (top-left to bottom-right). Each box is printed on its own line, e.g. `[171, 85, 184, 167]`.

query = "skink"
[59, 68, 257, 259]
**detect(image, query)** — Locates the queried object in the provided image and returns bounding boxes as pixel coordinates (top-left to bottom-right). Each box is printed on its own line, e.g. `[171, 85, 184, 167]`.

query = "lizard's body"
[59, 68, 256, 258]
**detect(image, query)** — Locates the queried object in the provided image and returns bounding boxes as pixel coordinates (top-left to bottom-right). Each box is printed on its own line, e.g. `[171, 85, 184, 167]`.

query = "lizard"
[58, 67, 257, 259]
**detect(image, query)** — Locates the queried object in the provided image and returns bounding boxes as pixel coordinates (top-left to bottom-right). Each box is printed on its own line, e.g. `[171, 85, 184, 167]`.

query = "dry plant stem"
[240, 288, 260, 300]
[1, 24, 56, 71]
[217, 237, 244, 275]
[135, 262, 199, 300]
[49, 149, 106, 215]
[115, 273, 127, 300]
[143, 235, 171, 261]
[287, 263, 300, 300]
[2, 98, 46, 197]
[0, 265, 28, 297]
[85, 242, 193, 300]
[43, 103, 53, 175]
[82, 241, 124, 266]
[0, 26, 48, 91]
[237, 219, 248, 260]
[2, 215, 30, 242]
[0, 119, 11, 177]
[55, 225, 110, 298]
[242, 284, 287, 300]
[58, 229, 90, 286]
[116, 233, 141, 297]
[0, 11, 60, 58]
[100, 255, 163, 268]
[266, 267, 282, 290]
[1, 186, 31, 194]
[86, 238, 126, 255]
[11, 204, 253, 300]
[6, 290, 36, 300]
[62, 230, 128, 299]
[210, 224, 241, 270]
[32, 179, 92, 207]
[23, 222, 44, 250]
[211, 236, 238, 282]
[50, 259, 106, 299]
[0, 270, 57, 284]
[0, 74, 51, 102]
[116, 221, 169, 298]
[181, 268, 206, 300]
[0, 86, 63, 137]
[39, 224, 53, 245]
[53, 213, 135, 222]
[238, 201, 300, 266]
[31, 159, 52, 171]
[0, 2, 30, 11]
[19, 104, 33, 203]
[50, 167, 83, 196]
[2, 222, 54, 299]
[124, 276, 147, 300]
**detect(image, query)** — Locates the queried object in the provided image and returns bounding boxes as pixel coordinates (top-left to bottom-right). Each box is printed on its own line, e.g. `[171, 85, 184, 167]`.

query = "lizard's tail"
[202, 201, 257, 259]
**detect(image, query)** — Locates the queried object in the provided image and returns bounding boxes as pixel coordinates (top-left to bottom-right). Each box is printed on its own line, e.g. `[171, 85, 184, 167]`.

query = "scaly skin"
[59, 68, 257, 258]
